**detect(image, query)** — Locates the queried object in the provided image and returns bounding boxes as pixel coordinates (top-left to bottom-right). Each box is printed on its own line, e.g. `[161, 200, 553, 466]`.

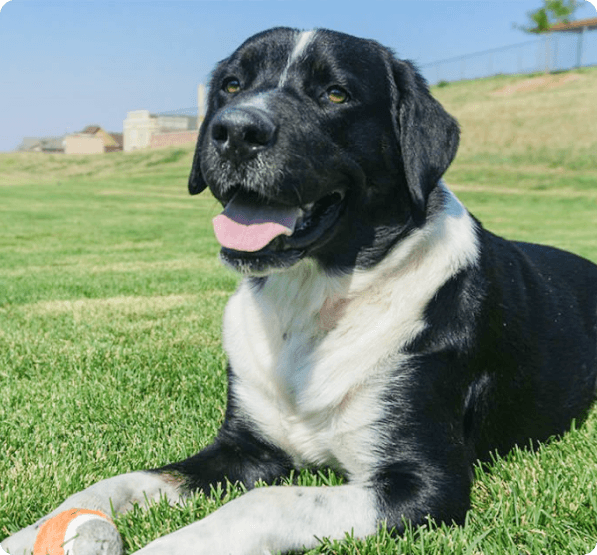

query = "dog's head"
[189, 28, 459, 275]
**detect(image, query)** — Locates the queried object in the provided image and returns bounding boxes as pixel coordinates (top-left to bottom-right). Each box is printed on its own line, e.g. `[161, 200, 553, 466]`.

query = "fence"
[420, 27, 597, 85]
[156, 107, 199, 118]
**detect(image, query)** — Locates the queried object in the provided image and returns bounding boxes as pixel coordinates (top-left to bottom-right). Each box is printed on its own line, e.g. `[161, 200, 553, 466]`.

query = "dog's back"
[464, 232, 597, 459]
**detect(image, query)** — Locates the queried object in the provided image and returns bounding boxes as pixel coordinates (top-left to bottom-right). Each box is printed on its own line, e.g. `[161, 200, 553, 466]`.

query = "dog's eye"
[327, 87, 349, 104]
[223, 79, 241, 94]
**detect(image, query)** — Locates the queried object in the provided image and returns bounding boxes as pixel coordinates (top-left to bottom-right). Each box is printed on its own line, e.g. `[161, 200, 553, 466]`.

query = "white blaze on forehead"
[278, 30, 317, 87]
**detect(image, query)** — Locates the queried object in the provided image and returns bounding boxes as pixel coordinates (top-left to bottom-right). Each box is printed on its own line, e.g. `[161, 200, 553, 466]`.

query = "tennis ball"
[33, 509, 122, 555]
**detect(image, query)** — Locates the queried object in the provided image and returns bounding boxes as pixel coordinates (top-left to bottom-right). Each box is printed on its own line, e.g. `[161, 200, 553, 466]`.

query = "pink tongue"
[212, 192, 300, 253]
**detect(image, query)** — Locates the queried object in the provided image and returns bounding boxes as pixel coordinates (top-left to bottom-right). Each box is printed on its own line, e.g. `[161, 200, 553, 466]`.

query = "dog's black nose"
[211, 107, 276, 161]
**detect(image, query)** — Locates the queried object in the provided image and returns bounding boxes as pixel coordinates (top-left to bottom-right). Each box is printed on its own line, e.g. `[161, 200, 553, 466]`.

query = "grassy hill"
[1, 69, 596, 555]
[438, 68, 597, 169]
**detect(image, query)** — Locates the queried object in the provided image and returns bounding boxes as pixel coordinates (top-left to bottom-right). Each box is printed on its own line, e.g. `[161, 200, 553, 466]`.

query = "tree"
[517, 0, 579, 34]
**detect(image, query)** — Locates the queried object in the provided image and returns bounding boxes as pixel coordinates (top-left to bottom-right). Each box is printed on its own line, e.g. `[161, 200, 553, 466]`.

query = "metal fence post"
[577, 26, 587, 68]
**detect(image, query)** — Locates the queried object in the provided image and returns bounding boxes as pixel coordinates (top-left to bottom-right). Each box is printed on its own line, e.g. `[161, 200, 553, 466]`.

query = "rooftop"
[550, 16, 597, 32]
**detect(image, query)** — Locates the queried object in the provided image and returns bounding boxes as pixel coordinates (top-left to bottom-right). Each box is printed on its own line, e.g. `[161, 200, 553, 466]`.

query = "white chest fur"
[222, 187, 479, 479]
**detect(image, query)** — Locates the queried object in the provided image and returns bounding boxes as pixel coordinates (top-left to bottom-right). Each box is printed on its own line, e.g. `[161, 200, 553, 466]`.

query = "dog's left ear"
[188, 122, 208, 195]
[390, 59, 460, 222]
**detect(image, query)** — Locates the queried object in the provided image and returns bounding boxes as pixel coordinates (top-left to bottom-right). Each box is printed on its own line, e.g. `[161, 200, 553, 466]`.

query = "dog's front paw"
[1, 514, 123, 555]
[2, 522, 41, 555]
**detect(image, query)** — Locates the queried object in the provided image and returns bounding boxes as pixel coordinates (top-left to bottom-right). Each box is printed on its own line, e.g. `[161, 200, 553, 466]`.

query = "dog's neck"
[251, 185, 479, 323]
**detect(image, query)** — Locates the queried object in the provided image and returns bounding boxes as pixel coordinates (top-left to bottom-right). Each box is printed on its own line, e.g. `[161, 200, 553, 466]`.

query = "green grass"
[1, 69, 597, 554]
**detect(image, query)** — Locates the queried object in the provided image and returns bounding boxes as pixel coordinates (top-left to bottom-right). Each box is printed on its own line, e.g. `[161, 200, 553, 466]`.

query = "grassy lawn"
[1, 68, 597, 554]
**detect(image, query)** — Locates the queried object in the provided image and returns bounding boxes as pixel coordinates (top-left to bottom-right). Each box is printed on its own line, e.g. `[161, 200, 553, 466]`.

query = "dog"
[3, 27, 597, 555]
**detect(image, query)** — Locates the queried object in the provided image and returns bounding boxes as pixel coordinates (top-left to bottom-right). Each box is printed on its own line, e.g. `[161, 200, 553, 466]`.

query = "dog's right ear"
[188, 132, 208, 195]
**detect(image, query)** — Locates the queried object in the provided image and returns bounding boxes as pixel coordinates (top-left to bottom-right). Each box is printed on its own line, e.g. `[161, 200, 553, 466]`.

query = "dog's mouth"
[212, 188, 346, 271]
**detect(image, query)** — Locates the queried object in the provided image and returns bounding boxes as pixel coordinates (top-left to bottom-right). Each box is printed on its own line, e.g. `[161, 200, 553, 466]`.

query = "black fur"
[158, 366, 294, 492]
[176, 26, 597, 537]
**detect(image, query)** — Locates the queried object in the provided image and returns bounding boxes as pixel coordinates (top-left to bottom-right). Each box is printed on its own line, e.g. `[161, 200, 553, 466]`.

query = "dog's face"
[189, 27, 460, 275]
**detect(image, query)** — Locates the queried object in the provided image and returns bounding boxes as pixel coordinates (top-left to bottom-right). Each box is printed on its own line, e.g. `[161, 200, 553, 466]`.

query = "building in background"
[16, 136, 65, 153]
[123, 110, 198, 151]
[123, 84, 206, 151]
[550, 15, 597, 32]
[17, 126, 123, 154]
[16, 85, 207, 154]
[549, 16, 597, 69]
[149, 129, 199, 149]
[64, 126, 123, 155]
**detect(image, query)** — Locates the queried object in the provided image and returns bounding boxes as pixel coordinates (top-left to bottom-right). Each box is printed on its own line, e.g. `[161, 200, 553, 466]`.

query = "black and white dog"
[4, 27, 597, 555]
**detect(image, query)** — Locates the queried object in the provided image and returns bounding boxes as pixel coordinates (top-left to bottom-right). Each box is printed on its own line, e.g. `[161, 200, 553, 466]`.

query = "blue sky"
[0, 0, 596, 151]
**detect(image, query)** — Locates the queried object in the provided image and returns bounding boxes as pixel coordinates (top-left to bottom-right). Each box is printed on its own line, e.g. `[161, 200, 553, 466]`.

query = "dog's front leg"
[2, 417, 294, 555]
[132, 460, 472, 554]
[1, 471, 183, 555]
[134, 484, 378, 555]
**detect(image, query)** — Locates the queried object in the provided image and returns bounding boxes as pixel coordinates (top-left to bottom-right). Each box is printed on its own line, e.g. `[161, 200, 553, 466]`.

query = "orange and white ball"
[33, 509, 120, 555]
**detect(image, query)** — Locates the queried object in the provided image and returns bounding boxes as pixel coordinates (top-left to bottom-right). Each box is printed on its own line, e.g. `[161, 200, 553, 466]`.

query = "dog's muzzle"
[205, 102, 348, 273]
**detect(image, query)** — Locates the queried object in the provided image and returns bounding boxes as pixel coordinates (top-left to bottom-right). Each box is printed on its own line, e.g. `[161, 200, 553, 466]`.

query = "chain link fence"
[420, 28, 597, 85]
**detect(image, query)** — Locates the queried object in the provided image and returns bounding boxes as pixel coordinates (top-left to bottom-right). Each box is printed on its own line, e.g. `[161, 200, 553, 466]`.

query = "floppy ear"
[390, 59, 460, 222]
[188, 121, 208, 195]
